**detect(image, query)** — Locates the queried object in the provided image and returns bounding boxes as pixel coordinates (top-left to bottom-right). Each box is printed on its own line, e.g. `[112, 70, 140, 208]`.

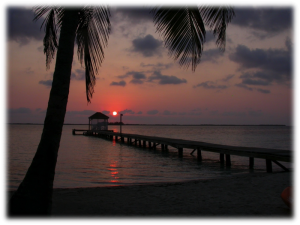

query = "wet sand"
[49, 172, 292, 217]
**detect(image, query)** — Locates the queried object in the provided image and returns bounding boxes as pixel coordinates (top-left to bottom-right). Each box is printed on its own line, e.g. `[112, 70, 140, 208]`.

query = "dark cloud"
[222, 111, 246, 117]
[71, 69, 85, 80]
[232, 7, 292, 38]
[111, 7, 153, 25]
[118, 71, 147, 84]
[8, 7, 44, 45]
[9, 107, 32, 114]
[110, 80, 126, 87]
[193, 81, 227, 90]
[210, 110, 219, 116]
[130, 35, 163, 57]
[201, 48, 224, 63]
[102, 110, 110, 115]
[256, 88, 271, 94]
[24, 67, 34, 75]
[140, 62, 173, 71]
[148, 71, 187, 85]
[137, 111, 143, 114]
[120, 109, 135, 114]
[162, 110, 177, 116]
[229, 45, 292, 87]
[248, 109, 263, 117]
[39, 80, 52, 88]
[147, 110, 159, 115]
[222, 74, 235, 82]
[67, 110, 96, 116]
[235, 83, 253, 91]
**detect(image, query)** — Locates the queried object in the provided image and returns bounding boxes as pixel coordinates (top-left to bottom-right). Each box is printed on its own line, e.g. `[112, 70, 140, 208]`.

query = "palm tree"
[9, 6, 234, 216]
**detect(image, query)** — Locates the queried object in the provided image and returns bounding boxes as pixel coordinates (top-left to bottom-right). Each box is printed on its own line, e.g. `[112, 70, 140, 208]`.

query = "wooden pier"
[72, 129, 292, 173]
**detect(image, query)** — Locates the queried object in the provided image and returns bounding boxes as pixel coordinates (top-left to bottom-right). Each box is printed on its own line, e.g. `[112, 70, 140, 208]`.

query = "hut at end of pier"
[89, 112, 109, 131]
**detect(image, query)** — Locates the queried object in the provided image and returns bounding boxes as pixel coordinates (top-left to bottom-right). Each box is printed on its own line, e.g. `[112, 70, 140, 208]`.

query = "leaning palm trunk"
[9, 9, 79, 215]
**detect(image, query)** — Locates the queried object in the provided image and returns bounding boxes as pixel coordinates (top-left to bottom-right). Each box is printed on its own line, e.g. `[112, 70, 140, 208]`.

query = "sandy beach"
[40, 172, 292, 217]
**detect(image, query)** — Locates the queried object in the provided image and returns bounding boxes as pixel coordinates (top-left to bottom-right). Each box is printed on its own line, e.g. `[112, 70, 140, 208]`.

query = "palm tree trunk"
[9, 8, 79, 216]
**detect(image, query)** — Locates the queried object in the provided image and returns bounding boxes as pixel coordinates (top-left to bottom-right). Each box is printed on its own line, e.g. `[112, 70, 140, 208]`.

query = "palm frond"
[151, 7, 206, 71]
[42, 9, 58, 69]
[33, 7, 63, 69]
[200, 6, 235, 51]
[76, 6, 111, 103]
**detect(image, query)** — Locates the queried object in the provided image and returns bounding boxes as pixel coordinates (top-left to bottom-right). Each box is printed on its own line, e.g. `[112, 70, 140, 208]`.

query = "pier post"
[161, 144, 165, 151]
[72, 129, 76, 135]
[153, 143, 156, 150]
[226, 154, 231, 166]
[178, 148, 183, 157]
[220, 153, 224, 164]
[249, 157, 254, 169]
[143, 140, 146, 148]
[121, 136, 124, 143]
[139, 140, 142, 147]
[149, 141, 152, 149]
[266, 159, 272, 173]
[197, 148, 202, 161]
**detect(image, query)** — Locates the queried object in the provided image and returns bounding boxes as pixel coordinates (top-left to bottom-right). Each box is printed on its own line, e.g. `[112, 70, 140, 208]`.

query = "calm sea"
[7, 124, 292, 190]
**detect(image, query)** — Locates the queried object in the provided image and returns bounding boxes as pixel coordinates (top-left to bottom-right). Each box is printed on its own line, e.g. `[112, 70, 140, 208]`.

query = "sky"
[5, 3, 293, 125]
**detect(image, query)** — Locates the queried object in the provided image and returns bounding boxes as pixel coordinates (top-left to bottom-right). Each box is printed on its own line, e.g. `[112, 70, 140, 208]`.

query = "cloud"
[118, 71, 147, 84]
[248, 109, 263, 117]
[222, 111, 246, 117]
[120, 109, 135, 114]
[102, 110, 110, 115]
[137, 111, 143, 114]
[229, 45, 292, 86]
[140, 62, 173, 71]
[193, 81, 227, 90]
[130, 35, 163, 57]
[235, 83, 253, 91]
[201, 48, 224, 63]
[24, 67, 34, 75]
[110, 80, 126, 87]
[222, 74, 235, 82]
[148, 71, 187, 85]
[39, 80, 52, 88]
[147, 110, 159, 115]
[67, 110, 96, 116]
[232, 7, 292, 38]
[162, 110, 177, 116]
[71, 69, 85, 80]
[256, 88, 271, 94]
[9, 107, 32, 114]
[8, 7, 44, 45]
[111, 2, 153, 24]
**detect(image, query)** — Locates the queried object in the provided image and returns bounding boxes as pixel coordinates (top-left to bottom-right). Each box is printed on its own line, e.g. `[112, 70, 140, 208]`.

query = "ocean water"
[7, 124, 292, 190]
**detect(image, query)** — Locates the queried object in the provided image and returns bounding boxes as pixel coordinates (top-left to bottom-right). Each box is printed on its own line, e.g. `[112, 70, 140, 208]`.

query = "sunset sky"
[6, 3, 293, 125]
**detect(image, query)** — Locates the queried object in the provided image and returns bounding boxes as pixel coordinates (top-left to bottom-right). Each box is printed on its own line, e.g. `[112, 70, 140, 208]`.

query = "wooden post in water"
[220, 153, 224, 164]
[226, 154, 231, 166]
[197, 148, 202, 161]
[178, 148, 183, 157]
[161, 144, 165, 151]
[143, 140, 146, 148]
[249, 157, 254, 169]
[121, 136, 124, 143]
[149, 141, 152, 149]
[266, 159, 272, 172]
[153, 143, 156, 150]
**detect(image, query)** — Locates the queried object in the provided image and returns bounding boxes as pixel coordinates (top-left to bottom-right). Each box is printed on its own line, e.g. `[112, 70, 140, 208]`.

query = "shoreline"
[8, 172, 292, 217]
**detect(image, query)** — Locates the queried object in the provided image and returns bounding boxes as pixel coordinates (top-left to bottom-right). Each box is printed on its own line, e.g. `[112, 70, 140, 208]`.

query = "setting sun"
[113, 111, 117, 116]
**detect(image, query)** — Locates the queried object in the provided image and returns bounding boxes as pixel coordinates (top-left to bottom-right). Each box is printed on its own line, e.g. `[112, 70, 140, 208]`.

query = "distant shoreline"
[7, 123, 288, 126]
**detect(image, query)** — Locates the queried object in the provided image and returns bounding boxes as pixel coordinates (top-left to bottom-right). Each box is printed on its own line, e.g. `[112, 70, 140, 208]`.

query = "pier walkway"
[72, 129, 292, 173]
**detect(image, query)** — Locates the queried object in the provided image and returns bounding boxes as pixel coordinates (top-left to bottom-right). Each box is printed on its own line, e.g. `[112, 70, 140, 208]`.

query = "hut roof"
[89, 112, 109, 119]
